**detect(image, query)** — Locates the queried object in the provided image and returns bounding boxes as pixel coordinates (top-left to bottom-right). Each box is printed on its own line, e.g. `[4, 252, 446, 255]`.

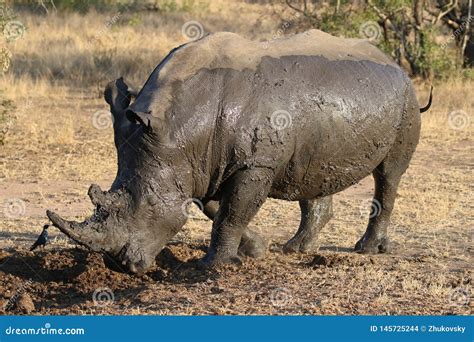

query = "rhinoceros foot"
[283, 234, 319, 254]
[200, 251, 243, 268]
[238, 230, 268, 259]
[354, 235, 390, 254]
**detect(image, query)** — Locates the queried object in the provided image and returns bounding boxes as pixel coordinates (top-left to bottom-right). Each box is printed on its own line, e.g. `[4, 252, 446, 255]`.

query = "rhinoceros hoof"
[283, 235, 319, 254]
[354, 236, 390, 254]
[238, 236, 268, 259]
[200, 253, 243, 268]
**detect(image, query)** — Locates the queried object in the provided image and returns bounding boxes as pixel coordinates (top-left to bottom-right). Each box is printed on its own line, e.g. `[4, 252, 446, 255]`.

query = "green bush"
[284, 0, 470, 80]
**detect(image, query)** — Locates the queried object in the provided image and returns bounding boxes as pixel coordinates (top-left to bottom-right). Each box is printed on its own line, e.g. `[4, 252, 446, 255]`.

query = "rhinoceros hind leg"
[354, 157, 409, 254]
[355, 103, 419, 254]
[203, 200, 268, 259]
[283, 197, 333, 253]
[202, 168, 273, 267]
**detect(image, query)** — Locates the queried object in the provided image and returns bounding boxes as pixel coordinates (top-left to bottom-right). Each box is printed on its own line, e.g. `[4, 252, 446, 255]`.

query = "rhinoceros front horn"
[46, 209, 108, 252]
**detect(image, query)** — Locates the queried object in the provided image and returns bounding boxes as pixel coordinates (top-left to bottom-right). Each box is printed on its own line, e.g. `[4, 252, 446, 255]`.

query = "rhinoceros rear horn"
[46, 210, 109, 252]
[88, 183, 117, 208]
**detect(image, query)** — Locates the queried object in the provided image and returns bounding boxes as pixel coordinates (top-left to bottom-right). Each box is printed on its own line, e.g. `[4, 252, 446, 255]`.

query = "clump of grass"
[4, 2, 275, 88]
[0, 97, 16, 145]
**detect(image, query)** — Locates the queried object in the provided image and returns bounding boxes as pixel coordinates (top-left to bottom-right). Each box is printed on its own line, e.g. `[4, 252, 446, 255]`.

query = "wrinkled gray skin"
[47, 31, 431, 274]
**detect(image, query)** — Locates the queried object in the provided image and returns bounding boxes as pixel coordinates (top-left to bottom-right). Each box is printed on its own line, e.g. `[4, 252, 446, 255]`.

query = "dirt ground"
[0, 82, 472, 315]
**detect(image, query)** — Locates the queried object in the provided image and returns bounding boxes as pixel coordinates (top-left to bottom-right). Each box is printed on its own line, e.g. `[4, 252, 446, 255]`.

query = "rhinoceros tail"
[420, 86, 433, 113]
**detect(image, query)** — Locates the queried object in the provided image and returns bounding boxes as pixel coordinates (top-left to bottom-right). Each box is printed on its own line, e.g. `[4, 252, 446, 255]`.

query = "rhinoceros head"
[47, 78, 191, 274]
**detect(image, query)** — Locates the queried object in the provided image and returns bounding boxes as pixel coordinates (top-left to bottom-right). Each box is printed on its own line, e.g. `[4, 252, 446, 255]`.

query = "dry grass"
[4, 1, 280, 87]
[0, 2, 472, 315]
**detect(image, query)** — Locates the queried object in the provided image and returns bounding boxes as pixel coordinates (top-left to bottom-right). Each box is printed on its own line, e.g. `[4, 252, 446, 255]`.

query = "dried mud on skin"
[0, 244, 471, 315]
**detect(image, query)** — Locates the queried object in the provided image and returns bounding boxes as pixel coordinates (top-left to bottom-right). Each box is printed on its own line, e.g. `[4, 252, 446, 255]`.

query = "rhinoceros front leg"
[202, 168, 273, 266]
[203, 200, 268, 258]
[283, 196, 333, 253]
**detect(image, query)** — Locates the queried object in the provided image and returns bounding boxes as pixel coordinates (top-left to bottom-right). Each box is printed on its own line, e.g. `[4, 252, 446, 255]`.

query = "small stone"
[16, 293, 35, 314]
[210, 286, 223, 294]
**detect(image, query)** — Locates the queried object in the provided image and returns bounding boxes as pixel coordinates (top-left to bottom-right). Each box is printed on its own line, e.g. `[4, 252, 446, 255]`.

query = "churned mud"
[0, 241, 471, 315]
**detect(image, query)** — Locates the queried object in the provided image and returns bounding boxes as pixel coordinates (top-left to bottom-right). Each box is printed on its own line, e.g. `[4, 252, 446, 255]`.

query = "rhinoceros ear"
[125, 109, 171, 142]
[104, 77, 133, 118]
